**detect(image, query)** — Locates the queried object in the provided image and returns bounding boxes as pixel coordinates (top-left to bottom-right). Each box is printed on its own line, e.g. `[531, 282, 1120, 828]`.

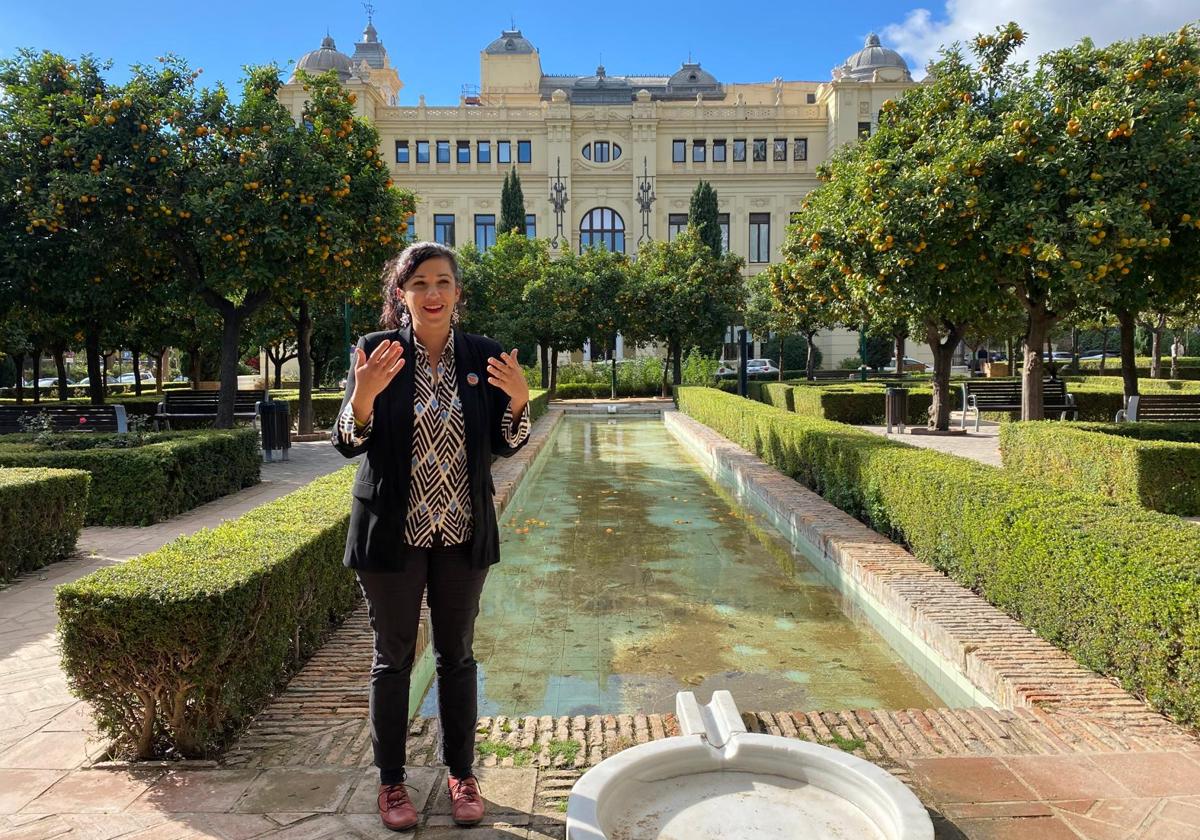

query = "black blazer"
[330, 326, 528, 571]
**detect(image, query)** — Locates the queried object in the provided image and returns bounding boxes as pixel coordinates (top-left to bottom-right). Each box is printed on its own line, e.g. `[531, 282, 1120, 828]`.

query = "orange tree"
[752, 263, 835, 380]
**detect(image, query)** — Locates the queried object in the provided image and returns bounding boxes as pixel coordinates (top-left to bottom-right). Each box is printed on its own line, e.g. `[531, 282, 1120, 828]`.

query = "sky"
[1, 1, 1197, 103]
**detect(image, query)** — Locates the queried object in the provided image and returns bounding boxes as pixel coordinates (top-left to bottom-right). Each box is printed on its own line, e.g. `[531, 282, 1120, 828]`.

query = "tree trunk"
[777, 336, 785, 381]
[1116, 310, 1139, 400]
[132, 347, 143, 396]
[805, 331, 817, 380]
[894, 334, 906, 376]
[1069, 326, 1080, 374]
[53, 345, 69, 401]
[926, 324, 962, 431]
[549, 347, 559, 394]
[540, 343, 550, 389]
[156, 347, 166, 393]
[203, 288, 270, 428]
[31, 348, 42, 404]
[1171, 333, 1180, 380]
[1099, 327, 1110, 374]
[1149, 313, 1166, 379]
[671, 339, 682, 386]
[296, 300, 314, 434]
[1006, 336, 1015, 374]
[188, 346, 201, 389]
[1022, 306, 1052, 421]
[85, 326, 104, 405]
[13, 352, 25, 403]
[660, 346, 671, 397]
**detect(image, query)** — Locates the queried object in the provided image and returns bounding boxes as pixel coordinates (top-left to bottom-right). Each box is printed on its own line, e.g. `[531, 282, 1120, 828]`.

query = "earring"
[451, 305, 461, 327]
[397, 302, 411, 329]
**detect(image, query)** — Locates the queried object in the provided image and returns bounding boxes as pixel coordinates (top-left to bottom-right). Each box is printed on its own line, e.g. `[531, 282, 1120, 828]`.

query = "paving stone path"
[2, 411, 1199, 838]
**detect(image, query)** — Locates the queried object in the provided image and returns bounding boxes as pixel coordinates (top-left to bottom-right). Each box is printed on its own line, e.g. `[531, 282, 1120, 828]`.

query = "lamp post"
[636, 157, 656, 246]
[548, 157, 569, 249]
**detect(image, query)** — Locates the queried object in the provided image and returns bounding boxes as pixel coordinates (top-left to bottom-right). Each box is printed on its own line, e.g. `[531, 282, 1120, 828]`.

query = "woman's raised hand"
[354, 339, 405, 400]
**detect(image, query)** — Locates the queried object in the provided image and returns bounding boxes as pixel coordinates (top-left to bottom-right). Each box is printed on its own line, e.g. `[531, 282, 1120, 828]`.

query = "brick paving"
[3, 407, 1200, 838]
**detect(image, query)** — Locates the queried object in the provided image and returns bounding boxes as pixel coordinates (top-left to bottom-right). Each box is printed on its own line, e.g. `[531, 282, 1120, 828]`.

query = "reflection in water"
[421, 417, 945, 717]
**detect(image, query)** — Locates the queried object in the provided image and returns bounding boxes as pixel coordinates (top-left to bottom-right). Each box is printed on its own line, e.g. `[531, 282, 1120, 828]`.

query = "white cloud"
[881, 0, 1199, 78]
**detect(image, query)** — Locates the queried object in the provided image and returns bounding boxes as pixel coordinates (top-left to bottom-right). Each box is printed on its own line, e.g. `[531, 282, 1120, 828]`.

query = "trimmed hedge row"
[674, 386, 1200, 729]
[550, 383, 663, 399]
[56, 465, 360, 759]
[0, 468, 90, 582]
[1000, 422, 1200, 515]
[790, 384, 933, 426]
[0, 430, 260, 525]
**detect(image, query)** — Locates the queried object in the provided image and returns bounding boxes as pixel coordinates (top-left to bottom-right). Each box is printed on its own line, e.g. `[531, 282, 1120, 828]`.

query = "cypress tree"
[688, 180, 721, 255]
[500, 167, 527, 236]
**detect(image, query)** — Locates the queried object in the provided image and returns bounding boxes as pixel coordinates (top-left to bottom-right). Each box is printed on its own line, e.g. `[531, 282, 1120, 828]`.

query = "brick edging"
[663, 409, 1196, 749]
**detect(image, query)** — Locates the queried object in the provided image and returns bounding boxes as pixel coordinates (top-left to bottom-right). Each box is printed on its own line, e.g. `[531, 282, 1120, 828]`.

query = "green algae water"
[420, 416, 951, 718]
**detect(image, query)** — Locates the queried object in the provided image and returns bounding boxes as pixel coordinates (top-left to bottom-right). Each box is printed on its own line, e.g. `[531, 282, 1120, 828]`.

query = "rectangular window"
[525, 213, 536, 238]
[806, 92, 816, 104]
[713, 139, 726, 162]
[477, 140, 491, 163]
[517, 140, 531, 163]
[673, 139, 686, 163]
[718, 212, 730, 255]
[733, 139, 746, 162]
[395, 140, 409, 164]
[749, 212, 770, 263]
[594, 141, 610, 163]
[774, 139, 788, 162]
[752, 139, 767, 161]
[692, 140, 706, 163]
[793, 138, 808, 161]
[436, 140, 450, 163]
[498, 140, 511, 164]
[667, 213, 689, 241]
[475, 214, 496, 250]
[858, 122, 872, 139]
[416, 140, 430, 163]
[457, 140, 470, 164]
[404, 213, 416, 241]
[434, 213, 456, 246]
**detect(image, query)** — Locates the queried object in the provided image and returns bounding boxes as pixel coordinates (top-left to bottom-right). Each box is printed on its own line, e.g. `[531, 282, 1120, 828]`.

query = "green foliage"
[681, 347, 719, 386]
[688, 180, 721, 256]
[787, 383, 933, 426]
[675, 386, 1200, 728]
[1000, 421, 1200, 514]
[862, 335, 892, 370]
[0, 429, 259, 524]
[56, 465, 361, 758]
[500, 167, 526, 236]
[0, 467, 89, 581]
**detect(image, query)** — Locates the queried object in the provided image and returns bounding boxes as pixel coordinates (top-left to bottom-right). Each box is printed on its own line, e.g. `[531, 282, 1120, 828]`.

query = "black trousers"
[355, 533, 489, 785]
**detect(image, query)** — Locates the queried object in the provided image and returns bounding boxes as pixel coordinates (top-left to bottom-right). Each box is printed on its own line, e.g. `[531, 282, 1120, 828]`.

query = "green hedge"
[57, 465, 360, 759]
[786, 384, 934, 426]
[674, 386, 1200, 729]
[0, 430, 260, 525]
[552, 383, 663, 399]
[1000, 422, 1200, 515]
[759, 383, 795, 411]
[0, 468, 90, 582]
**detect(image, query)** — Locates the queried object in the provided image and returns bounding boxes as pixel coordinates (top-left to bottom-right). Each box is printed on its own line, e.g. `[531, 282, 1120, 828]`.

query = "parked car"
[1041, 351, 1074, 362]
[116, 371, 157, 384]
[716, 361, 737, 377]
[75, 376, 121, 386]
[22, 377, 69, 388]
[883, 357, 928, 372]
[1078, 351, 1110, 361]
[745, 358, 780, 375]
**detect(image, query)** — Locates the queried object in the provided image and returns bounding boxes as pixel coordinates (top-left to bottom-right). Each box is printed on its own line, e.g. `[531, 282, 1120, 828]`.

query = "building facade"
[279, 21, 925, 370]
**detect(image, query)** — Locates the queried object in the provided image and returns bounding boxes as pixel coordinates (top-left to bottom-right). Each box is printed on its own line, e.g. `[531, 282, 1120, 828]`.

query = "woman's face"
[401, 256, 462, 332]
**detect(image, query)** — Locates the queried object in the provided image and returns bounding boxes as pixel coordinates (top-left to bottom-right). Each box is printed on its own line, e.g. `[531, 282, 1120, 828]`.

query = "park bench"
[807, 370, 855, 381]
[1115, 394, 1200, 422]
[959, 379, 1077, 431]
[154, 389, 266, 430]
[0, 403, 128, 434]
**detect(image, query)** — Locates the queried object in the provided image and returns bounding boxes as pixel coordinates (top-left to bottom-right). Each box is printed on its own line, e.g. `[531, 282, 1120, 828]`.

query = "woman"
[331, 241, 531, 831]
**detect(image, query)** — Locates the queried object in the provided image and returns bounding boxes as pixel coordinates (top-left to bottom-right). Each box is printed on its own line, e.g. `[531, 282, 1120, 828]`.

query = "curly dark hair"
[379, 241, 463, 329]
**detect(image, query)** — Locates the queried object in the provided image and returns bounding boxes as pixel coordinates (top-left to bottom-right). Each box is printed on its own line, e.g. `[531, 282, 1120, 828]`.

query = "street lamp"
[548, 157, 569, 248]
[636, 157, 656, 246]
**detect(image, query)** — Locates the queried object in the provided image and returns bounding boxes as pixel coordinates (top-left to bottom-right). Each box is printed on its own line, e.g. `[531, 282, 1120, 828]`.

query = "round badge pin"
[467, 372, 480, 386]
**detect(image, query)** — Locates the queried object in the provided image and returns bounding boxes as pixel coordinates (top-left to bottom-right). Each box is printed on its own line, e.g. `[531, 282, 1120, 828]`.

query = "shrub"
[674, 386, 1200, 729]
[0, 468, 89, 582]
[759, 383, 795, 412]
[56, 466, 361, 759]
[0, 429, 259, 525]
[788, 384, 933, 426]
[553, 382, 661, 399]
[1000, 422, 1200, 515]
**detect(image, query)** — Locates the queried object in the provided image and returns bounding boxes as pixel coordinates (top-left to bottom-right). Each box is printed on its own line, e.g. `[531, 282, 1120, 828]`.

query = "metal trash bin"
[258, 399, 291, 462]
[885, 387, 909, 435]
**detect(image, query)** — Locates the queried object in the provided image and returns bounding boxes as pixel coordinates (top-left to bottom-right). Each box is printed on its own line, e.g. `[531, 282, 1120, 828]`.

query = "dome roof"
[292, 35, 355, 82]
[835, 33, 912, 82]
[575, 64, 631, 90]
[666, 61, 718, 89]
[485, 28, 536, 55]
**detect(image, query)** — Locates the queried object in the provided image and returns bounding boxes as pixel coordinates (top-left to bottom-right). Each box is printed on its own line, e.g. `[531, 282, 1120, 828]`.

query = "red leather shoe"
[378, 783, 419, 832]
[447, 773, 485, 826]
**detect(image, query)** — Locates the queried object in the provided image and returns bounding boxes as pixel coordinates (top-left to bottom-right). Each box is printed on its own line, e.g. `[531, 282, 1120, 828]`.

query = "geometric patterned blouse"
[336, 329, 531, 547]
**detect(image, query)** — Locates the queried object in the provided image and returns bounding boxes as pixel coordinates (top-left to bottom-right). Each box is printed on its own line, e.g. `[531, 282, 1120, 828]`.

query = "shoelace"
[450, 777, 481, 804]
[381, 783, 414, 809]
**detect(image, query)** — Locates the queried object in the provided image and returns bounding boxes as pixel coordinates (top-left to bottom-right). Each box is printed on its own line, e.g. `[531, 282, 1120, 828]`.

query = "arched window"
[579, 207, 625, 253]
